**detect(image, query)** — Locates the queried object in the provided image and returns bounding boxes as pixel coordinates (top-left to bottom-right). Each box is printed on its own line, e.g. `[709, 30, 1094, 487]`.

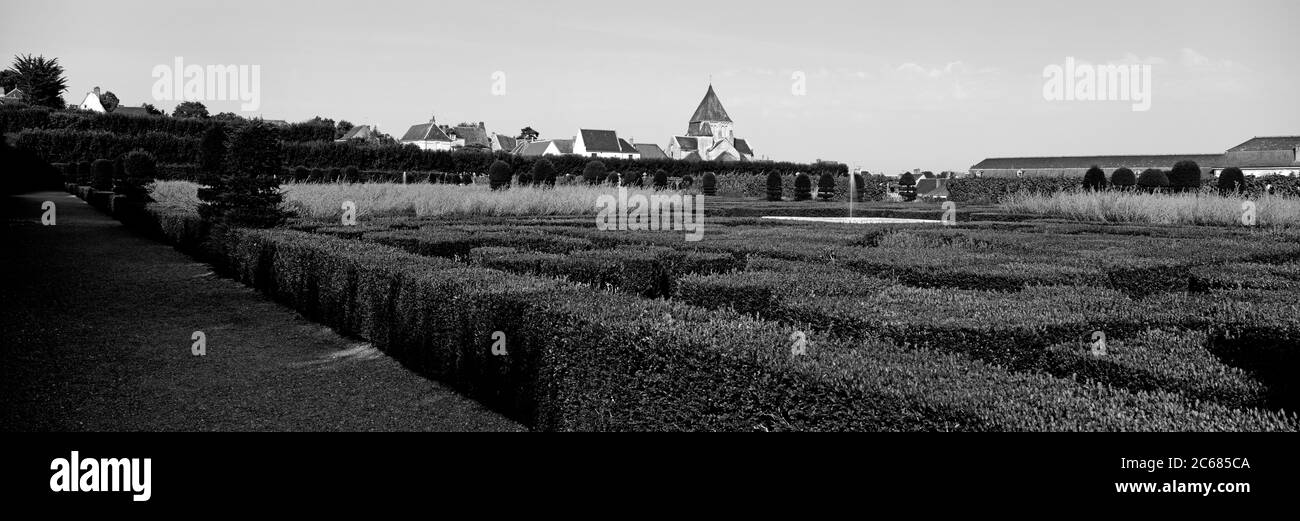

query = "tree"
[1083, 166, 1107, 190]
[517, 127, 540, 141]
[100, 91, 120, 112]
[173, 101, 209, 119]
[1217, 167, 1246, 195]
[212, 112, 243, 123]
[335, 120, 354, 140]
[5, 54, 69, 109]
[1168, 160, 1203, 192]
[197, 121, 286, 228]
[0, 69, 17, 92]
[899, 172, 916, 186]
[141, 103, 164, 116]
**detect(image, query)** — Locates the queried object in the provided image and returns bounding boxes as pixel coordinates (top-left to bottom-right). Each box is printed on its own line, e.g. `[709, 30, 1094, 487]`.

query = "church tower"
[686, 84, 734, 142]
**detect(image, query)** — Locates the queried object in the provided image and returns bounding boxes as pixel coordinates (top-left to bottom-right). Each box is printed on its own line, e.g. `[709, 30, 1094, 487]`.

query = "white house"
[574, 129, 640, 160]
[398, 119, 454, 151]
[79, 87, 107, 113]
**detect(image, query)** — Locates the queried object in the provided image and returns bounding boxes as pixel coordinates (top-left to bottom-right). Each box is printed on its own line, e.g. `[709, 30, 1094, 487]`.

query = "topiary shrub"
[794, 173, 812, 201]
[702, 172, 716, 195]
[1217, 167, 1246, 195]
[765, 171, 783, 201]
[1083, 166, 1107, 190]
[343, 166, 359, 184]
[293, 165, 308, 181]
[1136, 169, 1170, 192]
[488, 160, 512, 190]
[518, 171, 533, 187]
[532, 158, 557, 188]
[607, 171, 621, 186]
[91, 159, 114, 191]
[1169, 160, 1202, 192]
[899, 172, 916, 187]
[817, 173, 836, 201]
[196, 120, 286, 228]
[116, 149, 156, 202]
[620, 170, 638, 187]
[1110, 168, 1135, 191]
[582, 160, 606, 185]
[653, 169, 668, 190]
[681, 174, 695, 190]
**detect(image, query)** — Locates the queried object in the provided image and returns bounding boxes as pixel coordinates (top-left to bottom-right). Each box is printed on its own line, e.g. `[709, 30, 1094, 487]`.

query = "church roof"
[733, 138, 753, 156]
[689, 84, 732, 123]
[674, 136, 699, 151]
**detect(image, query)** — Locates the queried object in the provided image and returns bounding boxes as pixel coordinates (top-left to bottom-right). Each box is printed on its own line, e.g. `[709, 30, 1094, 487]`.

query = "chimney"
[93, 86, 101, 96]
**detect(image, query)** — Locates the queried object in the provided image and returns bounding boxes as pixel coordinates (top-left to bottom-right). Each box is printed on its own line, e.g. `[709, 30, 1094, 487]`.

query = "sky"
[2, 0, 1297, 174]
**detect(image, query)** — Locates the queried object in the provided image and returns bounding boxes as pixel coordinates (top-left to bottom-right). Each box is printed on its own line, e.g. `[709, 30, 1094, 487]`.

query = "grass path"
[0, 191, 523, 432]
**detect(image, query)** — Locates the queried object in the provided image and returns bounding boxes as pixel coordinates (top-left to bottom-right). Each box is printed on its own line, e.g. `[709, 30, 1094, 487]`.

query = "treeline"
[0, 105, 334, 142]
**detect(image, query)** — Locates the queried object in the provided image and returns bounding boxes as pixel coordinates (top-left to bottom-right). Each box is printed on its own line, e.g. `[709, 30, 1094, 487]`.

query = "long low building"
[970, 136, 1300, 178]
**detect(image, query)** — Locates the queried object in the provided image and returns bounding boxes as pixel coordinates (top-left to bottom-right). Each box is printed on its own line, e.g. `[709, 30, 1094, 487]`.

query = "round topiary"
[1137, 169, 1170, 192]
[652, 169, 668, 190]
[794, 173, 813, 201]
[532, 159, 557, 188]
[1217, 167, 1246, 194]
[681, 174, 695, 190]
[817, 173, 836, 201]
[1083, 166, 1107, 190]
[701, 172, 716, 195]
[1168, 160, 1202, 192]
[607, 171, 621, 186]
[765, 171, 783, 201]
[488, 160, 512, 190]
[899, 172, 916, 186]
[117, 150, 156, 202]
[91, 159, 114, 191]
[1110, 167, 1135, 190]
[293, 165, 309, 181]
[620, 170, 638, 187]
[583, 161, 606, 185]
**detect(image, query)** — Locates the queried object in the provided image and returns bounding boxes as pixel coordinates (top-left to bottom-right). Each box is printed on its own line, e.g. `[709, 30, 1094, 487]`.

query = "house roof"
[970, 154, 1226, 170]
[1, 88, 25, 99]
[519, 141, 554, 157]
[400, 122, 452, 142]
[674, 136, 699, 151]
[733, 138, 753, 156]
[634, 143, 667, 159]
[451, 125, 490, 148]
[580, 129, 622, 153]
[112, 106, 150, 117]
[618, 138, 639, 155]
[552, 139, 574, 154]
[339, 125, 373, 140]
[689, 84, 732, 123]
[1227, 136, 1300, 153]
[494, 134, 517, 150]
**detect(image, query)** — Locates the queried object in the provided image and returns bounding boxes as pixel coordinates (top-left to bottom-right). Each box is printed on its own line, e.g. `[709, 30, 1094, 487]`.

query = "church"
[666, 85, 755, 162]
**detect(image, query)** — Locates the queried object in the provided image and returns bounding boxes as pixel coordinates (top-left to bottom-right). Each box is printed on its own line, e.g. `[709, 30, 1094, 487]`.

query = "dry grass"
[1001, 190, 1300, 227]
[149, 180, 682, 219]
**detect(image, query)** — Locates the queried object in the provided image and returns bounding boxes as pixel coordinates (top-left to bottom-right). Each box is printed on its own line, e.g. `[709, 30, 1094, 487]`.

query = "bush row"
[0, 105, 334, 142]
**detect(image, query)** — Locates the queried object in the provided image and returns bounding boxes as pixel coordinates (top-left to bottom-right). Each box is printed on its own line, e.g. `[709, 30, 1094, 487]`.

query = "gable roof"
[634, 143, 667, 159]
[733, 138, 753, 156]
[580, 129, 622, 153]
[450, 125, 490, 148]
[1228, 136, 1300, 153]
[494, 134, 517, 150]
[618, 138, 639, 154]
[689, 84, 732, 123]
[970, 154, 1226, 170]
[400, 122, 452, 142]
[674, 136, 699, 151]
[519, 140, 555, 157]
[552, 139, 574, 154]
[1, 88, 25, 99]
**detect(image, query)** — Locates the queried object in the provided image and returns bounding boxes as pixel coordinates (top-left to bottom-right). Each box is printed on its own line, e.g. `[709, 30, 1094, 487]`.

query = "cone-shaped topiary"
[583, 160, 606, 185]
[817, 173, 836, 201]
[1110, 167, 1135, 190]
[1217, 167, 1246, 195]
[701, 172, 716, 195]
[1168, 160, 1202, 192]
[91, 159, 114, 191]
[1083, 166, 1107, 190]
[532, 158, 557, 187]
[794, 173, 813, 201]
[488, 160, 512, 190]
[1137, 169, 1170, 192]
[765, 171, 783, 201]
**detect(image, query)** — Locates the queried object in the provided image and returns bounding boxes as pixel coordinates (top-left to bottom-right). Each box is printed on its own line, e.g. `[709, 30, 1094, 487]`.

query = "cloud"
[1179, 48, 1244, 73]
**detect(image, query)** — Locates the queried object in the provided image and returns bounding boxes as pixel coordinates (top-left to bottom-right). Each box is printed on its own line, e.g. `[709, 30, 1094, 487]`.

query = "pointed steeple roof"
[689, 84, 732, 123]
